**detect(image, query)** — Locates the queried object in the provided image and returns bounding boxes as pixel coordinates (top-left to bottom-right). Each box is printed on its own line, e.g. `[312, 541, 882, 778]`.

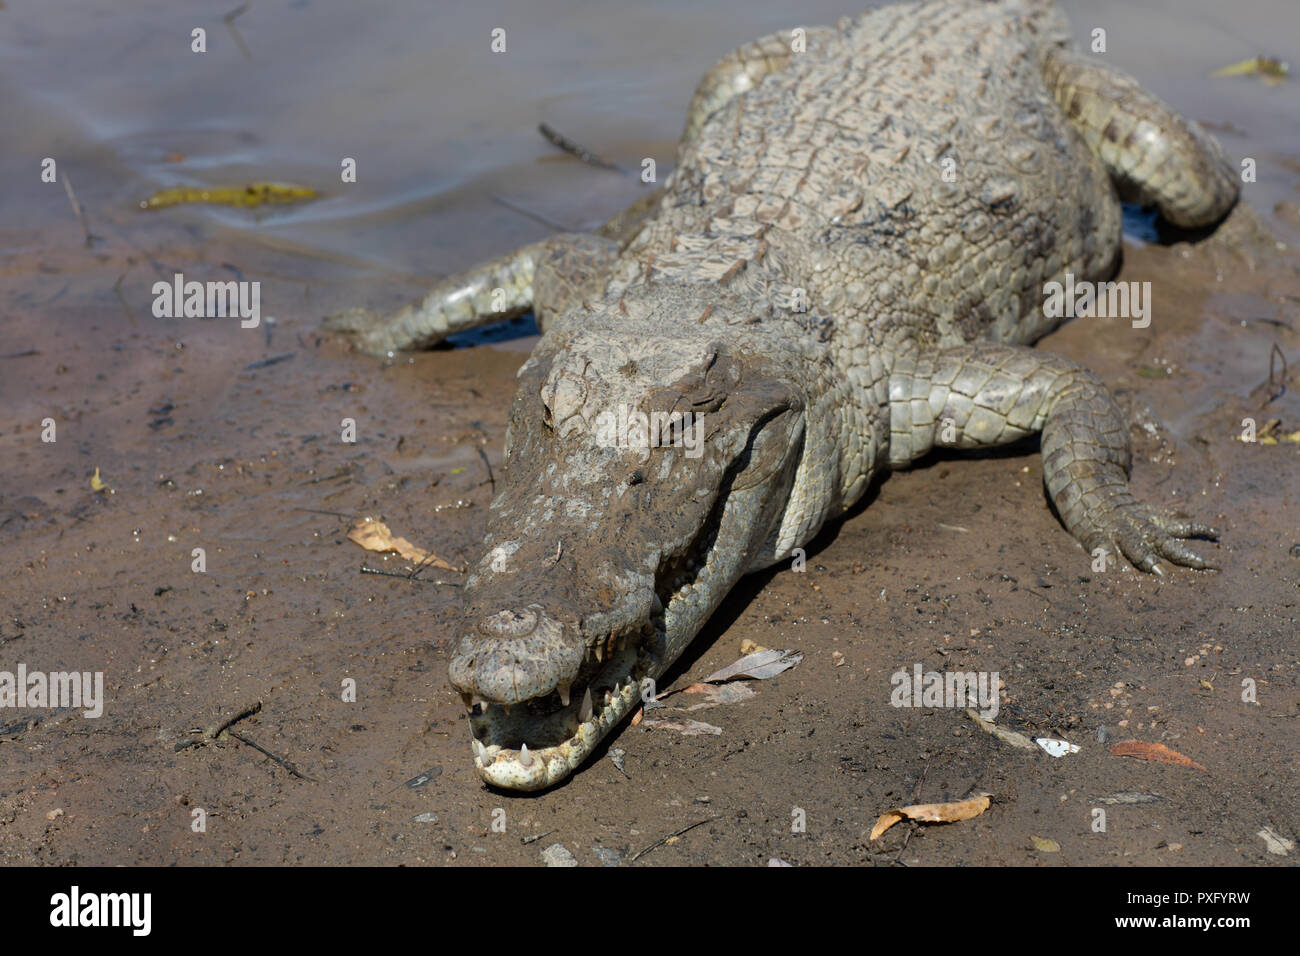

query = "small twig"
[113, 271, 137, 327]
[294, 507, 358, 520]
[1258, 343, 1288, 408]
[627, 817, 715, 863]
[243, 352, 295, 371]
[226, 730, 316, 781]
[521, 830, 556, 845]
[211, 700, 262, 738]
[489, 195, 573, 233]
[299, 468, 352, 486]
[360, 565, 459, 586]
[224, 3, 252, 59]
[538, 123, 623, 173]
[61, 173, 94, 247]
[174, 700, 262, 751]
[475, 445, 496, 495]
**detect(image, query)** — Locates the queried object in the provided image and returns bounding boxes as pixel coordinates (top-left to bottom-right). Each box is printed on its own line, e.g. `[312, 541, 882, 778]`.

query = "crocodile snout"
[476, 607, 540, 639]
[449, 604, 586, 705]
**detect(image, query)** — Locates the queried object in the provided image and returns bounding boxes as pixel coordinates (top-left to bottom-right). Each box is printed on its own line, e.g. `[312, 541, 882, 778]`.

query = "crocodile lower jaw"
[468, 641, 657, 790]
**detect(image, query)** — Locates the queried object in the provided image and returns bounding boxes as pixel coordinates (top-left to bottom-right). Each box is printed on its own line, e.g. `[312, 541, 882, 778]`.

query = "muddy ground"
[1, 0, 1298, 866]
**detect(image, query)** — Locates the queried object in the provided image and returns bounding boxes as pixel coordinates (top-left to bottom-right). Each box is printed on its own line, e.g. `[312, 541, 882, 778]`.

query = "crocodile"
[326, 0, 1238, 790]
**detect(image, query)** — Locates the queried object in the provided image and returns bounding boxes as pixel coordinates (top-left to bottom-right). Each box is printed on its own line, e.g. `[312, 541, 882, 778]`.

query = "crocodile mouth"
[464, 489, 725, 791]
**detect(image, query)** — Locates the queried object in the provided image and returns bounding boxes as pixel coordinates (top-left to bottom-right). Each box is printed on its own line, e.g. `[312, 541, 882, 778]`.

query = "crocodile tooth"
[557, 682, 571, 707]
[579, 687, 593, 723]
[595, 643, 604, 664]
[519, 743, 533, 768]
[472, 739, 487, 762]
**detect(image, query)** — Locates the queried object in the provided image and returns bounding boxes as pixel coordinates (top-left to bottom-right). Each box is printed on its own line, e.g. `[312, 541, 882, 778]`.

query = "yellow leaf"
[347, 518, 457, 571]
[141, 182, 319, 210]
[1031, 836, 1061, 852]
[870, 793, 991, 840]
[90, 467, 108, 492]
[1211, 56, 1288, 80]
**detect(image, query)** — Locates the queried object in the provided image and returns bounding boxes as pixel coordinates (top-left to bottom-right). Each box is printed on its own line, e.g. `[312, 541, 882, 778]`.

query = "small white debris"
[1035, 738, 1081, 757]
[1258, 827, 1293, 856]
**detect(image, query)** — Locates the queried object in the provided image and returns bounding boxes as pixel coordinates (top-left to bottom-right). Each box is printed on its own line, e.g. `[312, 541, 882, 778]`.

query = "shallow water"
[3, 0, 1297, 279]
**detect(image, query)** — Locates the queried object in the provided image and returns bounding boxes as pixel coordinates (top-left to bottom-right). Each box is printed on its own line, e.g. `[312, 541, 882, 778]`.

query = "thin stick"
[475, 445, 496, 495]
[61, 173, 93, 247]
[1259, 343, 1288, 407]
[224, 3, 252, 60]
[113, 271, 137, 326]
[174, 700, 262, 751]
[360, 565, 459, 586]
[294, 507, 358, 520]
[627, 817, 715, 863]
[226, 730, 317, 781]
[490, 194, 572, 233]
[538, 123, 622, 173]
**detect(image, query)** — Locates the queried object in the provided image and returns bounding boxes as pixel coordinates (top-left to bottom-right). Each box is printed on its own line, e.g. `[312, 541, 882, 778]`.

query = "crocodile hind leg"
[682, 27, 835, 141]
[1044, 46, 1238, 228]
[324, 232, 619, 356]
[889, 343, 1217, 573]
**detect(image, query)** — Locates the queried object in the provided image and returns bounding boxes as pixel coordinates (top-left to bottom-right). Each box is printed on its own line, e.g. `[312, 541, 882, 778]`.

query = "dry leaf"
[869, 793, 991, 840]
[347, 518, 456, 571]
[1110, 739, 1207, 772]
[703, 648, 802, 683]
[1030, 836, 1061, 852]
[739, 638, 769, 655]
[90, 467, 108, 492]
[141, 182, 319, 210]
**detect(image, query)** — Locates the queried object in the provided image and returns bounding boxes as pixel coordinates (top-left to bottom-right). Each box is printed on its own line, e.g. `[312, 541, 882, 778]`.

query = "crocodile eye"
[628, 470, 644, 486]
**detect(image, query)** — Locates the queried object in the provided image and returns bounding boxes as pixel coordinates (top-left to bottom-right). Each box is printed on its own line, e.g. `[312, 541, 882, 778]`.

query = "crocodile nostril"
[477, 607, 540, 639]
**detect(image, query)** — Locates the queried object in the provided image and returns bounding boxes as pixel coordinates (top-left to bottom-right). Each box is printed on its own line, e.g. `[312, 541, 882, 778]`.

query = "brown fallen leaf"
[869, 792, 991, 841]
[1110, 740, 1207, 772]
[347, 518, 457, 571]
[1030, 836, 1061, 853]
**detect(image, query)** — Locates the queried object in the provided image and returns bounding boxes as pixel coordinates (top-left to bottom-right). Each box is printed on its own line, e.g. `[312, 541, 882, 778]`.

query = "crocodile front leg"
[889, 344, 1217, 573]
[324, 233, 618, 356]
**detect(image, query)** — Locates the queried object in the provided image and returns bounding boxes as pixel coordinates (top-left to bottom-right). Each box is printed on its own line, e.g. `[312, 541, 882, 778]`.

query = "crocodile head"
[448, 324, 806, 789]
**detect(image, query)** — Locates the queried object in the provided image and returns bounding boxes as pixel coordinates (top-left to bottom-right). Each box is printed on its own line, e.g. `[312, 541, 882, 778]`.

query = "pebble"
[541, 843, 579, 867]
